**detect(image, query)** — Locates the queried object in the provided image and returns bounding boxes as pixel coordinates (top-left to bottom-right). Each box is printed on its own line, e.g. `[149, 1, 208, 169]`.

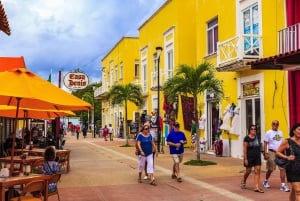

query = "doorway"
[245, 98, 261, 140]
[206, 102, 220, 150]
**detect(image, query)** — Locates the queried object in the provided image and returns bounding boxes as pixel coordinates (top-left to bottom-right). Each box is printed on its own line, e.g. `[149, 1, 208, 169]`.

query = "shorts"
[171, 154, 183, 164]
[244, 156, 261, 167]
[267, 151, 284, 171]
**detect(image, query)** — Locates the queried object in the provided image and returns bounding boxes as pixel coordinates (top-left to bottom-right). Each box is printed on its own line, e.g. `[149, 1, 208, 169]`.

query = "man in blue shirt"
[166, 122, 187, 182]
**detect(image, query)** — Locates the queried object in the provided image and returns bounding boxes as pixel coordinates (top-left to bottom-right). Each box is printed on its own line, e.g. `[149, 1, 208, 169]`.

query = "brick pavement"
[50, 133, 290, 201]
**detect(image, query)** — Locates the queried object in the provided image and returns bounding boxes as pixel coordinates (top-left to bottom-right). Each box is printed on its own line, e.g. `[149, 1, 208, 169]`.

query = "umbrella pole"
[10, 97, 21, 177]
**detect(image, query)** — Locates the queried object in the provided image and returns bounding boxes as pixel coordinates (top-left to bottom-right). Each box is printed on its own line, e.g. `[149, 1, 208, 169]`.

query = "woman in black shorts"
[241, 124, 264, 193]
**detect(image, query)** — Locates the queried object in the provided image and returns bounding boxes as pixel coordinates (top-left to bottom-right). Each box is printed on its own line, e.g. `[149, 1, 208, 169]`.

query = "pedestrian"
[191, 119, 197, 152]
[75, 124, 80, 140]
[82, 123, 88, 139]
[108, 123, 114, 141]
[102, 125, 109, 141]
[136, 124, 158, 185]
[241, 124, 264, 193]
[263, 120, 290, 192]
[166, 122, 187, 183]
[276, 122, 300, 201]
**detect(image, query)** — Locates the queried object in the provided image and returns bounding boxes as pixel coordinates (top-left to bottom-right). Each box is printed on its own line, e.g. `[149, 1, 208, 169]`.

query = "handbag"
[275, 138, 293, 168]
[275, 156, 289, 168]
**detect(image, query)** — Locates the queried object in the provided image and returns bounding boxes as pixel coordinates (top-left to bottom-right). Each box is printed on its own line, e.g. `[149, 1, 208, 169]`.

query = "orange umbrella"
[0, 105, 75, 119]
[0, 67, 91, 176]
[0, 68, 92, 111]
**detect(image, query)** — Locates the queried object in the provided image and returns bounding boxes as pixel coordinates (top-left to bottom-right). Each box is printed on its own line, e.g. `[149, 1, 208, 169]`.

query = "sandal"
[254, 188, 264, 193]
[150, 180, 157, 186]
[138, 179, 142, 183]
[171, 174, 177, 179]
[240, 180, 246, 189]
[177, 177, 182, 182]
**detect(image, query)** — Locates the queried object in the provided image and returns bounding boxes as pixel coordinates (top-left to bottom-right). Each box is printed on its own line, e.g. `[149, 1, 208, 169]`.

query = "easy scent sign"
[63, 72, 89, 90]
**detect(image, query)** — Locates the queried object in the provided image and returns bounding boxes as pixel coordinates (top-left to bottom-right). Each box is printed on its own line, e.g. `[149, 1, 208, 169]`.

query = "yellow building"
[195, 0, 288, 158]
[95, 0, 290, 159]
[96, 37, 140, 136]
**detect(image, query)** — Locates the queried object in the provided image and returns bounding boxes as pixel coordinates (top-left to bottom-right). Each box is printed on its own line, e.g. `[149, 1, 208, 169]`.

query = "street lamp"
[92, 86, 96, 138]
[156, 46, 163, 153]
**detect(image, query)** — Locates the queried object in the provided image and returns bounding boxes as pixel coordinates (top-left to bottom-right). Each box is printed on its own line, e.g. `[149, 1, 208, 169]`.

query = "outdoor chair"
[31, 158, 44, 174]
[10, 180, 45, 201]
[45, 174, 61, 201]
[56, 151, 70, 173]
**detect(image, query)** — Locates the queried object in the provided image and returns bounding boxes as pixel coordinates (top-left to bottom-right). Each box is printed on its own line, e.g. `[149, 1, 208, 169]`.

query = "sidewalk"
[51, 133, 290, 201]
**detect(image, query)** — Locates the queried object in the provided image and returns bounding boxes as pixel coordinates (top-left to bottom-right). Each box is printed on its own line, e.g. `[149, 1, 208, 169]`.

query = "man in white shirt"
[263, 120, 290, 192]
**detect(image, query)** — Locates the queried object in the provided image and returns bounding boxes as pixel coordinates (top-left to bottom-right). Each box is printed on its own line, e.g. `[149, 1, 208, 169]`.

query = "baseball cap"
[174, 122, 180, 127]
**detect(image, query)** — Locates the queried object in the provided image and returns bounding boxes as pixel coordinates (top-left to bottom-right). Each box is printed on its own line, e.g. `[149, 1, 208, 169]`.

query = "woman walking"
[241, 124, 264, 193]
[276, 123, 300, 201]
[136, 124, 158, 185]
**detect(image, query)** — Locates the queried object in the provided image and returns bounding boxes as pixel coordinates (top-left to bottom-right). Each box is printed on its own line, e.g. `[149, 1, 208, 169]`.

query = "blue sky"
[0, 0, 166, 88]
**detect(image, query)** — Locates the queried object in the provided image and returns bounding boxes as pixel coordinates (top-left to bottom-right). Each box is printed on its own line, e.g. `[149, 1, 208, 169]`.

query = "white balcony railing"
[94, 81, 109, 98]
[217, 34, 262, 68]
[278, 23, 300, 54]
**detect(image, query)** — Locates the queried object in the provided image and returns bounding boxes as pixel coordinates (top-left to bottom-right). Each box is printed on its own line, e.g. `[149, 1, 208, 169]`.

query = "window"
[119, 62, 123, 80]
[134, 61, 139, 78]
[166, 49, 173, 78]
[207, 18, 218, 55]
[115, 66, 118, 81]
[243, 4, 259, 55]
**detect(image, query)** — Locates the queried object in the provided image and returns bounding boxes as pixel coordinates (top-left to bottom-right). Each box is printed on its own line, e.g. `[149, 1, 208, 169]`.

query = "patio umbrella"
[0, 68, 92, 111]
[0, 67, 91, 175]
[0, 105, 76, 119]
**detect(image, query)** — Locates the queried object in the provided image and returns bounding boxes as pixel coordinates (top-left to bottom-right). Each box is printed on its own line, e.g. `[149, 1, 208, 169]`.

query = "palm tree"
[163, 62, 223, 160]
[107, 83, 144, 146]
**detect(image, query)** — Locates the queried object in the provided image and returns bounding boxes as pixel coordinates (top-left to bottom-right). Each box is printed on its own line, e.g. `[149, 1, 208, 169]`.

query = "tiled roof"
[0, 56, 26, 71]
[0, 0, 10, 36]
[248, 49, 300, 70]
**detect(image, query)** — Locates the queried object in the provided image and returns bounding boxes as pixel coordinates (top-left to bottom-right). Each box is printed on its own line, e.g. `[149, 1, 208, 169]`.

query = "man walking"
[263, 120, 290, 192]
[166, 122, 187, 182]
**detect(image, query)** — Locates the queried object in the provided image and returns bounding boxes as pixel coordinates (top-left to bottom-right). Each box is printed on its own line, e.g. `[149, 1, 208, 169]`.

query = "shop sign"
[63, 72, 89, 90]
[242, 80, 260, 97]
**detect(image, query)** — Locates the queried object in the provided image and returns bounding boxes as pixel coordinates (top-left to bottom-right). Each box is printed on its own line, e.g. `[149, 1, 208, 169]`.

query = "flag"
[48, 68, 52, 83]
[47, 73, 51, 82]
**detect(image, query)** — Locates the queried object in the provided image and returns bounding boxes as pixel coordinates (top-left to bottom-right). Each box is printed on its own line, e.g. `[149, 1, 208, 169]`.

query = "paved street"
[51, 133, 290, 201]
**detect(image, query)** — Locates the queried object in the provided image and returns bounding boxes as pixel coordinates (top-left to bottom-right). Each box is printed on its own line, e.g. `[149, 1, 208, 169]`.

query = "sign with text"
[242, 80, 260, 97]
[63, 72, 89, 90]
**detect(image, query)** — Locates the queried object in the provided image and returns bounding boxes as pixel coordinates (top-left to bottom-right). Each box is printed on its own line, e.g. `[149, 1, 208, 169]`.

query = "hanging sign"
[63, 72, 89, 90]
[242, 80, 260, 97]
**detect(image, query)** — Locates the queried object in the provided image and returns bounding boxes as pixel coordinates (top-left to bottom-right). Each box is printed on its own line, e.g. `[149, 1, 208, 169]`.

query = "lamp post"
[92, 86, 96, 138]
[156, 46, 163, 153]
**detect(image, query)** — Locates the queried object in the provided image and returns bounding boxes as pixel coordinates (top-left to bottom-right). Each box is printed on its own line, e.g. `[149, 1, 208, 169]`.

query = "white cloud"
[0, 0, 166, 87]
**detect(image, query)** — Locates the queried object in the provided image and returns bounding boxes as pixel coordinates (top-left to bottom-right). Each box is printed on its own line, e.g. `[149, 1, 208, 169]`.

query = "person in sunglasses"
[136, 124, 158, 185]
[241, 125, 264, 193]
[263, 120, 290, 192]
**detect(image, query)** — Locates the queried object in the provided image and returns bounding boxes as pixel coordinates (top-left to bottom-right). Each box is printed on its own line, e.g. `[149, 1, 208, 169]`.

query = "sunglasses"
[250, 128, 256, 130]
[272, 123, 279, 126]
[144, 127, 149, 130]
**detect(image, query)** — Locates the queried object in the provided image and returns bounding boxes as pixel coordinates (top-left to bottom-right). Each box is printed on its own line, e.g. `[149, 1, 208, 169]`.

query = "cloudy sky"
[0, 0, 166, 87]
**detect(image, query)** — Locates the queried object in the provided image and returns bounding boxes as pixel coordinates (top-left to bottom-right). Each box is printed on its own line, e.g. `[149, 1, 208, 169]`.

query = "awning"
[248, 49, 300, 70]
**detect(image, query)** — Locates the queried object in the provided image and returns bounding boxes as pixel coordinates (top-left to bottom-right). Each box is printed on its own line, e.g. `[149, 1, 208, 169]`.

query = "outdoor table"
[15, 149, 71, 173]
[0, 173, 50, 201]
[0, 156, 43, 173]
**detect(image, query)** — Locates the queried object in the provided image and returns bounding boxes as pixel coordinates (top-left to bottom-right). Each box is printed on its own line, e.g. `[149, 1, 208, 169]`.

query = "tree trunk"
[124, 101, 129, 146]
[193, 95, 201, 161]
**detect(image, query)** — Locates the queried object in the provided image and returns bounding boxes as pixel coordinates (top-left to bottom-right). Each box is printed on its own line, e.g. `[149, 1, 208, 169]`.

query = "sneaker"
[143, 176, 148, 180]
[263, 180, 270, 188]
[280, 184, 290, 192]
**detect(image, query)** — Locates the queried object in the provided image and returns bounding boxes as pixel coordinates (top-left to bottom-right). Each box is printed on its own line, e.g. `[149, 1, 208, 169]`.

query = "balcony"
[94, 81, 109, 99]
[278, 23, 300, 54]
[150, 69, 173, 90]
[249, 23, 300, 70]
[217, 34, 262, 71]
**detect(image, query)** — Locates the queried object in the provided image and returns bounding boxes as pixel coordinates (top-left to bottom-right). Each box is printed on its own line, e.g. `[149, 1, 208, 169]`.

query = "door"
[207, 102, 220, 150]
[245, 98, 261, 140]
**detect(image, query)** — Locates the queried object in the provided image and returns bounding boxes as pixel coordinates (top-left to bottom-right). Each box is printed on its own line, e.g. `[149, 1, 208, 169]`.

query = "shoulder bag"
[275, 139, 292, 168]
